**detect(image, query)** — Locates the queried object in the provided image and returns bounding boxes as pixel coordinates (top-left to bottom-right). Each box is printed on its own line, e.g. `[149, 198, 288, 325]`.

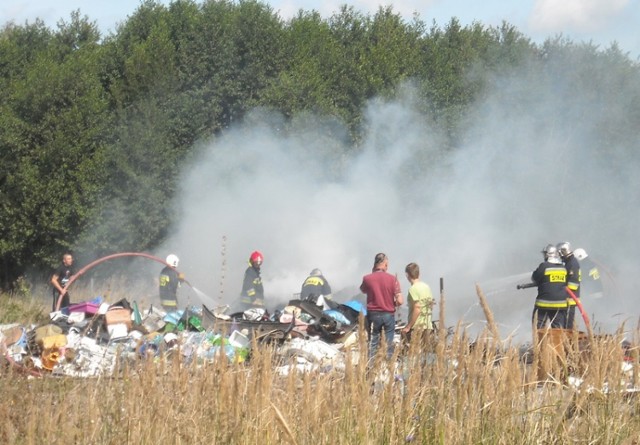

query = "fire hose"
[516, 282, 536, 290]
[516, 282, 590, 329]
[565, 287, 590, 330]
[55, 252, 182, 311]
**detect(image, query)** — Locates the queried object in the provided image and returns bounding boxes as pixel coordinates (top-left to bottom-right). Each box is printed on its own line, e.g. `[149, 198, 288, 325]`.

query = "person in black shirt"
[51, 253, 74, 311]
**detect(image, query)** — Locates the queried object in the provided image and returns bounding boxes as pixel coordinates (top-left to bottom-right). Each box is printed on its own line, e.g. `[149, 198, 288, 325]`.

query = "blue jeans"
[366, 311, 396, 359]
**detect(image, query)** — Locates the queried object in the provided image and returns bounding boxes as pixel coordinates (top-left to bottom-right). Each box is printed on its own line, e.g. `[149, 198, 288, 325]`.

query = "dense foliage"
[1, 0, 638, 288]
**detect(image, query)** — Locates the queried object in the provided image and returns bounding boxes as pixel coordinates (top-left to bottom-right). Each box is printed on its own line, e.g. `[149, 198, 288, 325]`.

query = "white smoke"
[160, 57, 640, 342]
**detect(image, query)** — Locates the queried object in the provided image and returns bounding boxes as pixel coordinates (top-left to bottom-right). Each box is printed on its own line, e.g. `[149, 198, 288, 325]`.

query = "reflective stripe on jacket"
[532, 262, 567, 309]
[564, 255, 580, 305]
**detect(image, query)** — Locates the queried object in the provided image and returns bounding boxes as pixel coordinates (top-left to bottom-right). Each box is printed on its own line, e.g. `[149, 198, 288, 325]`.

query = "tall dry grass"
[2, 288, 640, 444]
[1, 324, 640, 444]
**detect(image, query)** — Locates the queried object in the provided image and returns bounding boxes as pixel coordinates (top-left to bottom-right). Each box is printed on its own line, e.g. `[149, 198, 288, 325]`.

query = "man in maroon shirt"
[360, 252, 403, 359]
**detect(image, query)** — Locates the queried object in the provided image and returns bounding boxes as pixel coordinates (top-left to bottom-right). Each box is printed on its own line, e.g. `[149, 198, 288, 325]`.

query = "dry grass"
[0, 292, 49, 326]
[2, 290, 640, 444]
[2, 329, 639, 444]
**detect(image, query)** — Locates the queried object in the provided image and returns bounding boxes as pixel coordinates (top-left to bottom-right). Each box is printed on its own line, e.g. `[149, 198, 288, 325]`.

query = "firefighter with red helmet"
[241, 250, 265, 308]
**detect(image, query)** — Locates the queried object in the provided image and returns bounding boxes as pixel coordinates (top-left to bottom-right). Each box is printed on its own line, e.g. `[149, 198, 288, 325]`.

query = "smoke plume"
[159, 54, 640, 342]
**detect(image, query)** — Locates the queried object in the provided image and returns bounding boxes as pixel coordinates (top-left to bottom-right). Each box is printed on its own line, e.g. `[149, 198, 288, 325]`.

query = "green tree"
[416, 18, 532, 147]
[0, 15, 110, 287]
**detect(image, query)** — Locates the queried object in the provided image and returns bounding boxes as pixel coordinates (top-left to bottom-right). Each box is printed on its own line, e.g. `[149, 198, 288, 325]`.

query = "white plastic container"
[228, 330, 250, 348]
[107, 323, 129, 339]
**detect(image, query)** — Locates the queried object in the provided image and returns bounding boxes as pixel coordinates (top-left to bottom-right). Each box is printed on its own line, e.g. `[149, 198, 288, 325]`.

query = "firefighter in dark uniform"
[531, 244, 568, 329]
[159, 254, 184, 312]
[557, 241, 581, 329]
[300, 268, 333, 306]
[241, 250, 264, 308]
[574, 248, 604, 300]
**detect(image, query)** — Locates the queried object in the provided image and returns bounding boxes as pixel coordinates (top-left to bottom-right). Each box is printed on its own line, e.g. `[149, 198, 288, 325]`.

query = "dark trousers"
[52, 291, 70, 312]
[532, 308, 567, 329]
[566, 305, 578, 329]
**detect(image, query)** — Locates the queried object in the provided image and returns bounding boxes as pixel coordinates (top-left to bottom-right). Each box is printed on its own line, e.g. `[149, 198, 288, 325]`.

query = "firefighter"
[159, 254, 185, 312]
[557, 241, 581, 329]
[531, 244, 568, 329]
[300, 268, 333, 307]
[241, 250, 265, 308]
[574, 248, 604, 300]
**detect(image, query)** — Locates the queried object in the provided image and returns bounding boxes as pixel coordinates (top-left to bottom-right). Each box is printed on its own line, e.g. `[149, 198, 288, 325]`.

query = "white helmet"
[573, 248, 588, 260]
[166, 254, 179, 268]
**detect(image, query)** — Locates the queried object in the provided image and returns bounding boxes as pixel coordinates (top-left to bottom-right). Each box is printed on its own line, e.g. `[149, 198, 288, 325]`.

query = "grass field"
[1, 288, 640, 444]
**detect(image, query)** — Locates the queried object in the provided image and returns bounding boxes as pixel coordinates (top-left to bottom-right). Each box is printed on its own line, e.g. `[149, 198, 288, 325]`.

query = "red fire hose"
[55, 252, 177, 311]
[565, 287, 590, 330]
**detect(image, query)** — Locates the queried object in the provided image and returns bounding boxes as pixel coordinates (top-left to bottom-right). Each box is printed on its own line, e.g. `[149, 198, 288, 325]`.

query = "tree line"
[1, 0, 639, 289]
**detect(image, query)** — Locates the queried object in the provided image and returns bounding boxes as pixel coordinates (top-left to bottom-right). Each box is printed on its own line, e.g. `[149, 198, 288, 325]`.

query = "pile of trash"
[0, 296, 367, 378]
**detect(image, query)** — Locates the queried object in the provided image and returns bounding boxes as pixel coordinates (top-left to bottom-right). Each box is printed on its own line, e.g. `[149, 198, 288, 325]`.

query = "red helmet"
[250, 251, 263, 264]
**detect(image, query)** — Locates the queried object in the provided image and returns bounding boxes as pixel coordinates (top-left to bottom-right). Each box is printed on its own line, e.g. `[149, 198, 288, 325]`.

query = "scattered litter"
[1, 297, 368, 378]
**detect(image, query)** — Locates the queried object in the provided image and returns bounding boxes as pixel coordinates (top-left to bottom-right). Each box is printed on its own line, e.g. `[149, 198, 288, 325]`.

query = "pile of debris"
[0, 297, 367, 378]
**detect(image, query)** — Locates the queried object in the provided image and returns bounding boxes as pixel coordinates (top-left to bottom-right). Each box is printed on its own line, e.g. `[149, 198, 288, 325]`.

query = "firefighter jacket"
[241, 266, 264, 306]
[531, 261, 568, 309]
[564, 255, 581, 305]
[578, 257, 604, 299]
[159, 266, 179, 308]
[300, 275, 332, 301]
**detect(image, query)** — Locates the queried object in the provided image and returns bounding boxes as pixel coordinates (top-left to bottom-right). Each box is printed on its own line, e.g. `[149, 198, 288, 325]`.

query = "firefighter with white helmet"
[573, 248, 587, 260]
[159, 254, 185, 312]
[530, 244, 568, 329]
[573, 248, 604, 300]
[240, 250, 265, 308]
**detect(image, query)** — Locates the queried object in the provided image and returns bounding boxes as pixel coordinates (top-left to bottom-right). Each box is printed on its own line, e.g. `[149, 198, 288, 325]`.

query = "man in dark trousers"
[360, 253, 403, 360]
[241, 250, 265, 308]
[51, 252, 74, 311]
[531, 244, 568, 329]
[557, 241, 581, 329]
[159, 254, 184, 312]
